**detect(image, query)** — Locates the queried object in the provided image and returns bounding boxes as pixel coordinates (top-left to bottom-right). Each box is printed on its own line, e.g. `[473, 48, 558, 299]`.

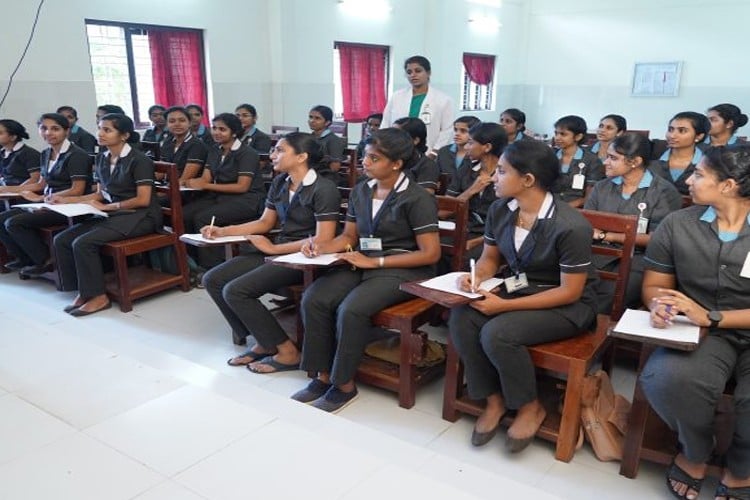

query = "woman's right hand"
[456, 272, 474, 292]
[648, 297, 675, 328]
[200, 225, 223, 239]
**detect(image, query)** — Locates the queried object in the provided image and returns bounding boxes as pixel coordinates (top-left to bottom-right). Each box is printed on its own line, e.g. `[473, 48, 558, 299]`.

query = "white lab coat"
[382, 86, 454, 153]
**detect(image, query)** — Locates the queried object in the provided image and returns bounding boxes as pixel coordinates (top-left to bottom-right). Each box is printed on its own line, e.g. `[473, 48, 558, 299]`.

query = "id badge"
[420, 111, 432, 125]
[637, 216, 649, 234]
[504, 273, 529, 293]
[359, 237, 383, 251]
[572, 173, 586, 190]
[741, 252, 750, 279]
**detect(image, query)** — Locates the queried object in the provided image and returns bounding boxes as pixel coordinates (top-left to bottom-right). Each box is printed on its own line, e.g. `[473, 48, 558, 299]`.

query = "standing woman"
[0, 120, 41, 190]
[499, 108, 531, 145]
[392, 117, 440, 193]
[160, 106, 208, 185]
[201, 132, 340, 369]
[382, 55, 454, 155]
[235, 103, 272, 153]
[590, 114, 627, 162]
[446, 122, 508, 264]
[703, 103, 748, 149]
[291, 128, 441, 412]
[0, 114, 91, 274]
[649, 111, 709, 195]
[182, 113, 265, 270]
[53, 114, 161, 316]
[639, 145, 750, 500]
[449, 140, 598, 452]
[584, 133, 681, 312]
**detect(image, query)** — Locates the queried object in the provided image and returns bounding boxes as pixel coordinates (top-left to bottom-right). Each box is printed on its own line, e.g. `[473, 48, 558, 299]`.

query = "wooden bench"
[442, 210, 638, 462]
[100, 161, 190, 312]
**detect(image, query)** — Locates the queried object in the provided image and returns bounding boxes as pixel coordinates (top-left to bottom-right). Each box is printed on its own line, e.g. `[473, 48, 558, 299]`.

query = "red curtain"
[149, 29, 208, 124]
[338, 43, 387, 122]
[462, 53, 495, 85]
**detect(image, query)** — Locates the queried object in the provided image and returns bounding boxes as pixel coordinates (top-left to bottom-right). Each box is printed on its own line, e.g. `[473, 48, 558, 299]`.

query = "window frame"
[333, 41, 390, 121]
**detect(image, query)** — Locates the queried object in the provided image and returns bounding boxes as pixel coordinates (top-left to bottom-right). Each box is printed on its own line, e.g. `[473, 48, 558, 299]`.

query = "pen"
[470, 258, 476, 293]
[308, 234, 315, 256]
[208, 216, 215, 238]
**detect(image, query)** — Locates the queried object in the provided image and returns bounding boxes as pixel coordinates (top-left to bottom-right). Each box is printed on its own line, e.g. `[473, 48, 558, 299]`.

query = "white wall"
[519, 0, 750, 138]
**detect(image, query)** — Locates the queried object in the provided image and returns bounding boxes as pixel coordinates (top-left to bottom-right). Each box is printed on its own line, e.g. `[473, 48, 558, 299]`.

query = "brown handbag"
[580, 369, 631, 462]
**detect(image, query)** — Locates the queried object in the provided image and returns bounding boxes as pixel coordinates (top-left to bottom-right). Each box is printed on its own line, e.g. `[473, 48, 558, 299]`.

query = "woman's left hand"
[245, 234, 274, 254]
[88, 199, 109, 211]
[470, 289, 507, 315]
[653, 288, 709, 327]
[20, 191, 43, 202]
[336, 251, 377, 269]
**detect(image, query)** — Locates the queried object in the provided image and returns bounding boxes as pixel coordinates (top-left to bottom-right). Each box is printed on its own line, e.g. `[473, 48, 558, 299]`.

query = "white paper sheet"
[15, 203, 108, 218]
[613, 308, 700, 344]
[271, 251, 341, 266]
[418, 271, 503, 299]
[179, 233, 248, 244]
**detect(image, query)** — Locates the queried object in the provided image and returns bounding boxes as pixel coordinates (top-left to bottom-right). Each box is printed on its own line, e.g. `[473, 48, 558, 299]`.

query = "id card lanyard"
[363, 174, 407, 238]
[504, 202, 555, 279]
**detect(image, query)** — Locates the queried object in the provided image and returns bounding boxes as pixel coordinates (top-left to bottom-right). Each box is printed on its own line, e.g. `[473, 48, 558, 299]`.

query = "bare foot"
[668, 453, 705, 500]
[247, 351, 300, 373]
[227, 346, 275, 366]
[716, 469, 750, 500]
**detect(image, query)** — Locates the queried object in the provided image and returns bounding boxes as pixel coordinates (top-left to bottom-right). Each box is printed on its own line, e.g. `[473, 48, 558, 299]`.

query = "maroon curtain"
[462, 53, 495, 85]
[149, 29, 209, 124]
[338, 44, 387, 122]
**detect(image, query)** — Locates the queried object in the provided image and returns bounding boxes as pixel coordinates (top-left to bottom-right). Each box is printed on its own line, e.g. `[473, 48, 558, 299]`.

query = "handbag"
[580, 369, 631, 462]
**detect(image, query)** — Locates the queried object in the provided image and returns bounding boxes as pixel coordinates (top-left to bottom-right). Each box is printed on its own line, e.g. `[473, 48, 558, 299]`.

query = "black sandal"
[716, 482, 750, 500]
[666, 459, 704, 499]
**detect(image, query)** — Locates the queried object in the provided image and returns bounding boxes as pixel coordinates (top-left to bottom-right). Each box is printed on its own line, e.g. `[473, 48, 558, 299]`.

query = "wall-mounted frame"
[631, 61, 682, 97]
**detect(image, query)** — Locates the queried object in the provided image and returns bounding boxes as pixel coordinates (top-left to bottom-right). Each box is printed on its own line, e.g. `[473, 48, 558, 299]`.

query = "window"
[461, 53, 496, 111]
[333, 42, 389, 122]
[85, 20, 208, 128]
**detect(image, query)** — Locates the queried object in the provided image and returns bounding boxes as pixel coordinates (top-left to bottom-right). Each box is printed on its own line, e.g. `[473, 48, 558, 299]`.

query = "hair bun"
[737, 114, 749, 128]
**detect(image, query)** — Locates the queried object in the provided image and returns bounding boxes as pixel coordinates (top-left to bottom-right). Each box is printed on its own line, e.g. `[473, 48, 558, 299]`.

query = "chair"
[436, 172, 452, 196]
[355, 195, 470, 408]
[442, 210, 638, 462]
[271, 125, 299, 137]
[629, 130, 650, 139]
[100, 161, 190, 312]
[140, 141, 160, 161]
[330, 121, 348, 141]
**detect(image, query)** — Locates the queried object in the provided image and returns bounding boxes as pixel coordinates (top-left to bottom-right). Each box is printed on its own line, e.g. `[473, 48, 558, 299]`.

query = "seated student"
[201, 132, 340, 368]
[355, 113, 382, 161]
[702, 103, 748, 149]
[448, 139, 598, 452]
[590, 114, 627, 162]
[308, 105, 346, 178]
[141, 104, 169, 144]
[648, 111, 709, 196]
[185, 104, 214, 146]
[291, 128, 440, 412]
[234, 103, 272, 153]
[392, 117, 440, 193]
[95, 105, 141, 144]
[436, 115, 480, 176]
[159, 106, 208, 185]
[583, 133, 681, 312]
[182, 113, 265, 271]
[639, 144, 750, 500]
[499, 108, 534, 145]
[0, 120, 41, 190]
[54, 113, 161, 317]
[445, 122, 508, 265]
[0, 113, 92, 276]
[553, 115, 604, 207]
[57, 106, 97, 153]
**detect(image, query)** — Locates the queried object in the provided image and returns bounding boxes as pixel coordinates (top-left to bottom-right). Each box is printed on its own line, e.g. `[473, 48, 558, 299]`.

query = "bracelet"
[378, 256, 385, 268]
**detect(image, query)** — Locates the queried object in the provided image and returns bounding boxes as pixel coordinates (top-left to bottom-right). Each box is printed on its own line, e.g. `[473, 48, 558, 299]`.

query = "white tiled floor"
[0, 273, 672, 499]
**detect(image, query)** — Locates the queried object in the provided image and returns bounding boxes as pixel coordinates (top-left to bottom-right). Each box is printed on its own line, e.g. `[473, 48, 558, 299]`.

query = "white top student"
[381, 55, 454, 155]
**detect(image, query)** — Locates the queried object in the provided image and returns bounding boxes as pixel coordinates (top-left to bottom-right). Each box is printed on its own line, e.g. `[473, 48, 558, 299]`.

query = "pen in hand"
[207, 216, 216, 239]
[470, 258, 476, 293]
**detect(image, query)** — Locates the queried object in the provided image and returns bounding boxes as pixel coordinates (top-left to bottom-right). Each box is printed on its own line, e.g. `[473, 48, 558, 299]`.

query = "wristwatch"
[707, 310, 723, 328]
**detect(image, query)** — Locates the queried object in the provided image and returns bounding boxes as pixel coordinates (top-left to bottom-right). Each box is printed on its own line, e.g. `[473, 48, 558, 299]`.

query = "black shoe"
[291, 379, 332, 404]
[310, 386, 359, 413]
[20, 263, 53, 277]
[471, 425, 499, 447]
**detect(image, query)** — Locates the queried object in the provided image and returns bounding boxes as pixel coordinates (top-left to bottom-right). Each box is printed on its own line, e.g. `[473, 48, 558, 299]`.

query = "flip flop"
[666, 459, 704, 499]
[226, 349, 272, 367]
[246, 355, 299, 374]
[716, 482, 750, 500]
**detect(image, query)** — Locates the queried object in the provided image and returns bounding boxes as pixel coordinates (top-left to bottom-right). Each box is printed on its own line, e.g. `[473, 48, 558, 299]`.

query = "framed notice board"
[631, 62, 682, 97]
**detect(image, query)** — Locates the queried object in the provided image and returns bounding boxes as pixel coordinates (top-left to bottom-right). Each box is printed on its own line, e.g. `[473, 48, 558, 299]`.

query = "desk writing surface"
[609, 308, 702, 351]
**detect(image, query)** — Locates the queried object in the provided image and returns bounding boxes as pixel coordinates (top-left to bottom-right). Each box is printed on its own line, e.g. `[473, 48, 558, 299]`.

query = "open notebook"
[609, 308, 702, 351]
[15, 203, 108, 218]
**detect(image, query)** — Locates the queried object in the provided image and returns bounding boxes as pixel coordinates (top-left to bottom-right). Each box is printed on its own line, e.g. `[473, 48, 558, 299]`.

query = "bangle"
[379, 256, 385, 268]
